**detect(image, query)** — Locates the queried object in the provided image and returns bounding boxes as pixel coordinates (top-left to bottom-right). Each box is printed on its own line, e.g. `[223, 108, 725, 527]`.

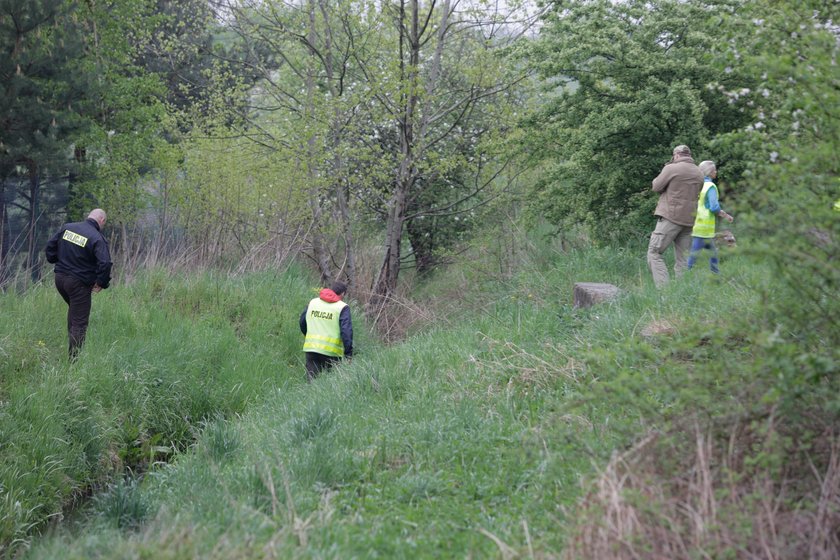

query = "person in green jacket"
[687, 161, 734, 274]
[299, 281, 354, 381]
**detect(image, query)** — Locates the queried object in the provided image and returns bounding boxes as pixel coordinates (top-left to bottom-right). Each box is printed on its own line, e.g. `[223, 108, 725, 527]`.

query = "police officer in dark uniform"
[45, 209, 112, 360]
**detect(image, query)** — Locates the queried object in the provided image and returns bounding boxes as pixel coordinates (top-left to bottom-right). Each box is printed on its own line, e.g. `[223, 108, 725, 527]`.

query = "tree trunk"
[373, 179, 409, 303]
[25, 161, 41, 281]
[67, 146, 86, 216]
[0, 179, 7, 288]
[331, 150, 355, 286]
[305, 0, 333, 284]
[320, 0, 355, 287]
[372, 0, 453, 302]
[406, 214, 436, 276]
[372, 0, 419, 304]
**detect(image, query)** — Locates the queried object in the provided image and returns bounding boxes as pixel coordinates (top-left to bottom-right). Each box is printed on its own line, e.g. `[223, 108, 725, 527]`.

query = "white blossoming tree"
[524, 0, 755, 241]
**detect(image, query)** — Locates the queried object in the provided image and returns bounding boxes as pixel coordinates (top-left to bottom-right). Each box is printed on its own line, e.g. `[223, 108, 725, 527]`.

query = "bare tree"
[211, 0, 370, 285]
[369, 0, 532, 304]
[210, 0, 533, 298]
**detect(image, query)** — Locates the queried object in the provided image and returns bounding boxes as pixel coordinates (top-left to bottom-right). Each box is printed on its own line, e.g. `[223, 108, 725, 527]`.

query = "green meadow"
[2, 0, 838, 557]
[4, 236, 834, 558]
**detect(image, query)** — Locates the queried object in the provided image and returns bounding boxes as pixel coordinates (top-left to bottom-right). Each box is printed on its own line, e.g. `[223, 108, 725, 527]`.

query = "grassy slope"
[14, 239, 783, 559]
[0, 264, 350, 554]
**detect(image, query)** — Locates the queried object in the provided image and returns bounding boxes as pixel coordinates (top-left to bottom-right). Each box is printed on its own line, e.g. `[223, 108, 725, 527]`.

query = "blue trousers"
[687, 236, 719, 274]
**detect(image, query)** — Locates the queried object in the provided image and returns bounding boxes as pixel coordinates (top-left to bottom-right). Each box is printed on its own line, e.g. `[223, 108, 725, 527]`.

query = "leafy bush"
[523, 0, 754, 240]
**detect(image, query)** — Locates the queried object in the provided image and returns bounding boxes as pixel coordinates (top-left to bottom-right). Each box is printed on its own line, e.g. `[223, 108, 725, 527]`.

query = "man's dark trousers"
[54, 273, 93, 360]
[305, 352, 339, 382]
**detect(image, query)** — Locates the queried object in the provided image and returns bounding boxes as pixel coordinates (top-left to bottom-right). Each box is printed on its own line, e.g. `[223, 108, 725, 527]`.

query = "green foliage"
[92, 476, 149, 531]
[0, 0, 89, 277]
[397, 24, 526, 275]
[0, 265, 321, 553]
[288, 405, 337, 445]
[712, 0, 839, 354]
[67, 0, 177, 225]
[3, 1, 839, 557]
[8, 222, 836, 559]
[0, 0, 88, 177]
[0, 233, 726, 557]
[524, 0, 753, 240]
[169, 129, 309, 259]
[198, 415, 241, 463]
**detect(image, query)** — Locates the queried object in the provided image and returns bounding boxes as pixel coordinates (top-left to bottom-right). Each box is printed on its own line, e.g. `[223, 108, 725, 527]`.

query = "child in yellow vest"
[687, 161, 733, 273]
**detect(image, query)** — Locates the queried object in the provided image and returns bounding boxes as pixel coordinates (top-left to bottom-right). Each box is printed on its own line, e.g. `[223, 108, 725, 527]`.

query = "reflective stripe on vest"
[303, 297, 347, 357]
[692, 181, 718, 238]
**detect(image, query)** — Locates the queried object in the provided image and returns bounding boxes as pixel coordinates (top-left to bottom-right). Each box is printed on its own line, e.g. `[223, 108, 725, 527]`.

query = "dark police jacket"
[45, 218, 112, 288]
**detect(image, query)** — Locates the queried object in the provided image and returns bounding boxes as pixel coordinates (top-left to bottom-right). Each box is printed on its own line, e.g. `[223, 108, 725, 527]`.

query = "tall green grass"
[0, 264, 352, 554]
[18, 238, 803, 559]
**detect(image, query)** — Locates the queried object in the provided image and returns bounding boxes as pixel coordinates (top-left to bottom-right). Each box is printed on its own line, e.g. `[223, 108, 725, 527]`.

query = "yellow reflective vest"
[303, 297, 348, 357]
[692, 181, 718, 239]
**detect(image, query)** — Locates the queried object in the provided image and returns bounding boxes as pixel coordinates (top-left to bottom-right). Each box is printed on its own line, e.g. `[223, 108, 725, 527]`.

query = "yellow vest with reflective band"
[303, 297, 347, 357]
[692, 181, 718, 238]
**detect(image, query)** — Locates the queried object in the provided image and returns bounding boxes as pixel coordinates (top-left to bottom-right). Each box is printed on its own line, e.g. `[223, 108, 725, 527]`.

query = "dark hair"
[330, 280, 347, 295]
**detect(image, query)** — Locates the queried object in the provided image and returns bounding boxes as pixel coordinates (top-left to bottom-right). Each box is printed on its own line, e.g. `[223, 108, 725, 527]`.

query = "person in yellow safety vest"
[687, 161, 734, 274]
[299, 280, 353, 381]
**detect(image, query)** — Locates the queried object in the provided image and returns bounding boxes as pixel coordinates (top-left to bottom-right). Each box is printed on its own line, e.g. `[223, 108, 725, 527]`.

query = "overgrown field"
[0, 265, 352, 554]
[3, 240, 838, 558]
